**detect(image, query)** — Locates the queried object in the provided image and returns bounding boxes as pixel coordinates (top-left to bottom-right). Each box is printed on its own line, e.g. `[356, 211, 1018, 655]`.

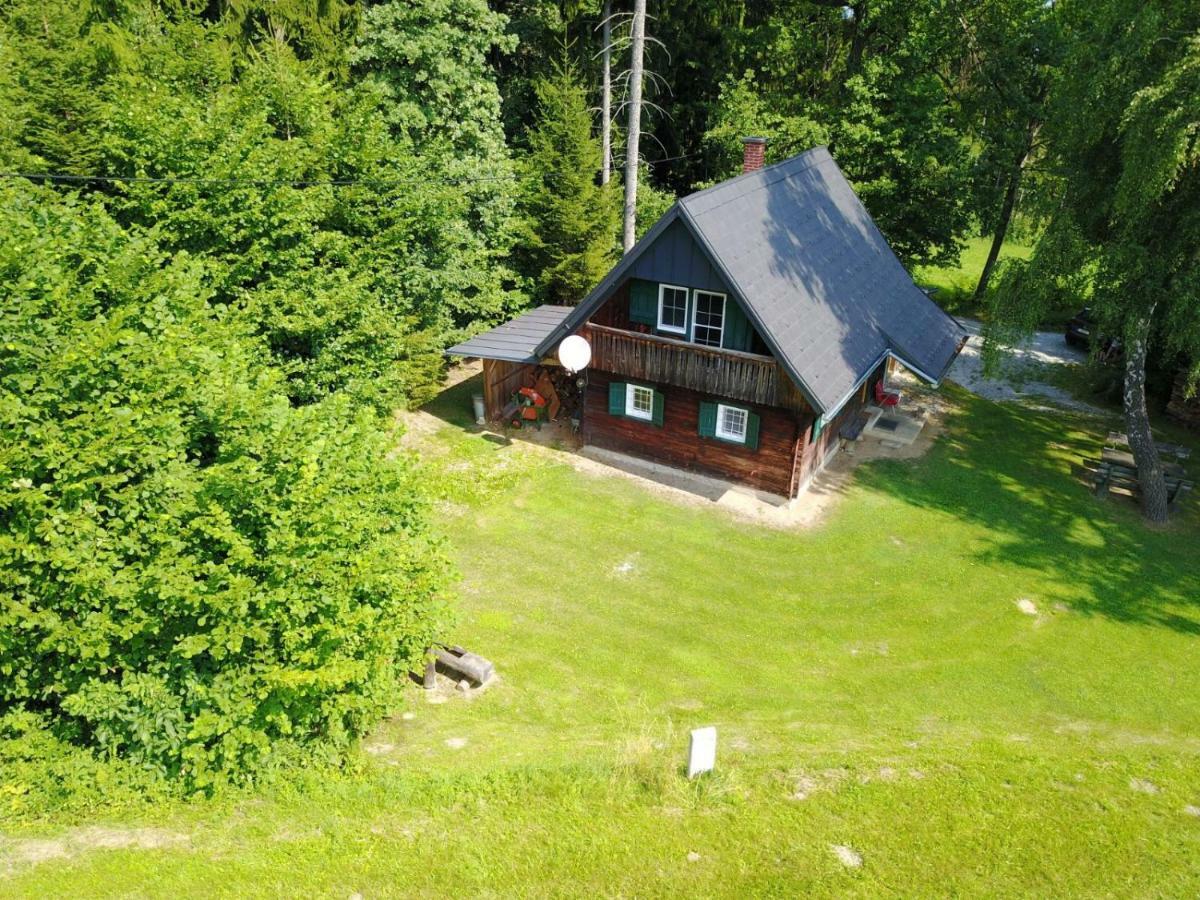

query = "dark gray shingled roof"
[673, 146, 966, 412]
[464, 147, 966, 415]
[447, 304, 573, 363]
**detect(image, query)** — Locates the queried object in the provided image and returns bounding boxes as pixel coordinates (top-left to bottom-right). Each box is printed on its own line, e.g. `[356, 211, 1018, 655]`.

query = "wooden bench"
[839, 410, 871, 442]
[1105, 431, 1191, 461]
[1093, 458, 1194, 510]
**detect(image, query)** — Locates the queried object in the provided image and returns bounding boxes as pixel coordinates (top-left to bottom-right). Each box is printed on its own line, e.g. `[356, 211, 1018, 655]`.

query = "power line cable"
[0, 149, 704, 190]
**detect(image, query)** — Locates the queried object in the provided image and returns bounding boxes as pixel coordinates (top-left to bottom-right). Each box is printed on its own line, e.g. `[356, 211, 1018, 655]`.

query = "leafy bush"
[1, 1, 526, 412]
[0, 185, 451, 787]
[0, 708, 174, 821]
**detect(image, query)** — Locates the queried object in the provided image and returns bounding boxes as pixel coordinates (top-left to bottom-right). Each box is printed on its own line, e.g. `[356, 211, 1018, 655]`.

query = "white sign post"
[687, 726, 717, 779]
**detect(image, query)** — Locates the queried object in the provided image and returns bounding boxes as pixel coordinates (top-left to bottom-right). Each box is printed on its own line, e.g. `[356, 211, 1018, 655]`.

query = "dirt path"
[948, 318, 1109, 416]
[1, 827, 189, 876]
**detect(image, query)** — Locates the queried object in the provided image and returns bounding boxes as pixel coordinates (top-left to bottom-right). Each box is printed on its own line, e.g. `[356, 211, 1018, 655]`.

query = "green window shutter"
[651, 390, 665, 427]
[629, 280, 657, 325]
[698, 401, 717, 438]
[722, 297, 754, 352]
[745, 411, 761, 450]
[609, 381, 626, 415]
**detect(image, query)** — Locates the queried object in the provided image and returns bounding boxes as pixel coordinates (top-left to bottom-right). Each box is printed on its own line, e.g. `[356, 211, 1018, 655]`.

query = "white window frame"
[626, 383, 655, 421]
[656, 284, 689, 335]
[691, 290, 726, 348]
[714, 403, 748, 443]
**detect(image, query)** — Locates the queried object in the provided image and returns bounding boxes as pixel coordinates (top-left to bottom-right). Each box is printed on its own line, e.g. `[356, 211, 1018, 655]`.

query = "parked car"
[1066, 307, 1123, 361]
[1065, 307, 1095, 348]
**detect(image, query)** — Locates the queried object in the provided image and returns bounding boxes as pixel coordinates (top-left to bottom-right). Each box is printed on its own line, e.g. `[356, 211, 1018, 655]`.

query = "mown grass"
[5, 381, 1200, 896]
[916, 235, 1041, 321]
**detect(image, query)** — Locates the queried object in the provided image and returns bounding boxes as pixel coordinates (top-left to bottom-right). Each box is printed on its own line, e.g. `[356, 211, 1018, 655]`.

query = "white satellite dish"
[557, 334, 592, 373]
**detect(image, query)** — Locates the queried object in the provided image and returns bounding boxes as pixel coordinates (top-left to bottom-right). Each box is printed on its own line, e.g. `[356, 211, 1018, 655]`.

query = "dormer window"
[692, 291, 726, 347]
[657, 284, 689, 334]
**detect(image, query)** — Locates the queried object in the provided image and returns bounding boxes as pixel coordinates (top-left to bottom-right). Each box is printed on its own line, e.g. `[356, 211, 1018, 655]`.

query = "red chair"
[874, 379, 901, 407]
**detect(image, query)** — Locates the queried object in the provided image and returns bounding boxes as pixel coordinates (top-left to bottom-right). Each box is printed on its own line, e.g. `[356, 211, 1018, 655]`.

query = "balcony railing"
[584, 323, 809, 411]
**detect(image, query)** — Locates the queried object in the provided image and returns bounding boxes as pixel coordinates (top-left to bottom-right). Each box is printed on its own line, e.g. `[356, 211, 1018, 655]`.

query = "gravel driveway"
[947, 317, 1106, 414]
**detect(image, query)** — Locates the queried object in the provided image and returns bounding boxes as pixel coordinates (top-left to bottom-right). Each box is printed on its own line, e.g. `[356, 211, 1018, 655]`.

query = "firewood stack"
[1167, 372, 1200, 431]
[541, 365, 584, 420]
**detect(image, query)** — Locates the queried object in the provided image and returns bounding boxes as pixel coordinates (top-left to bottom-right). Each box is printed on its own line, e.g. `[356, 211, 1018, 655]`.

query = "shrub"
[0, 708, 174, 820]
[0, 185, 451, 787]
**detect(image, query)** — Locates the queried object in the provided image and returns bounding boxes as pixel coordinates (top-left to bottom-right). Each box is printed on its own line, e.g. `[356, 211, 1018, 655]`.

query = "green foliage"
[0, 0, 111, 173]
[703, 3, 971, 266]
[205, 0, 360, 70]
[0, 0, 528, 405]
[634, 173, 677, 242]
[0, 185, 451, 787]
[353, 0, 525, 338]
[0, 708, 173, 820]
[91, 29, 462, 411]
[514, 61, 619, 305]
[950, 0, 1060, 238]
[989, 0, 1200, 370]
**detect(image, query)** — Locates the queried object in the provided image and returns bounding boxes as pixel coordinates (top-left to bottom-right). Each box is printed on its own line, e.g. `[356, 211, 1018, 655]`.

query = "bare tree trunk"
[600, 0, 612, 186]
[1123, 309, 1170, 523]
[974, 125, 1037, 303]
[973, 153, 1027, 302]
[847, 1, 869, 79]
[622, 0, 646, 253]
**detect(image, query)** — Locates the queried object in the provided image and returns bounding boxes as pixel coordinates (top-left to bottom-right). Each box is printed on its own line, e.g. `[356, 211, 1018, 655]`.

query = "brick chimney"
[741, 136, 767, 174]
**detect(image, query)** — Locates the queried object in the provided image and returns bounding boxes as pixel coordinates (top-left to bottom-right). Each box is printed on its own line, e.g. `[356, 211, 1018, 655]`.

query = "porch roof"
[446, 304, 573, 363]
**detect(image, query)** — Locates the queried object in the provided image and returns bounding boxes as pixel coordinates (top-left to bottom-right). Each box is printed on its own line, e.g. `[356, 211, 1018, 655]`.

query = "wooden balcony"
[584, 323, 810, 412]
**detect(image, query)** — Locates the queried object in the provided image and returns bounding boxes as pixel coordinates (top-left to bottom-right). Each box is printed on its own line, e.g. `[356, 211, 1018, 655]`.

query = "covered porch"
[446, 306, 579, 425]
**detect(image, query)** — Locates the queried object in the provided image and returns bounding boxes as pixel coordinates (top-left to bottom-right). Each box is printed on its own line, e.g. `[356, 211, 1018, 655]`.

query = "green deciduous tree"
[989, 0, 1200, 522]
[704, 1, 972, 266]
[0, 184, 450, 785]
[515, 60, 619, 304]
[353, 0, 525, 337]
[942, 0, 1061, 301]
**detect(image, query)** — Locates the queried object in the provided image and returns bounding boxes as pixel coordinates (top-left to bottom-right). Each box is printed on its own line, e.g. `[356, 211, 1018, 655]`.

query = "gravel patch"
[1016, 598, 1039, 616]
[1130, 778, 1159, 794]
[831, 844, 863, 868]
[949, 318, 1105, 415]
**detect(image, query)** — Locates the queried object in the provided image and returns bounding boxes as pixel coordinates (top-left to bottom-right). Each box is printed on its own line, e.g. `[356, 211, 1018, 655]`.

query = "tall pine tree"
[515, 60, 619, 306]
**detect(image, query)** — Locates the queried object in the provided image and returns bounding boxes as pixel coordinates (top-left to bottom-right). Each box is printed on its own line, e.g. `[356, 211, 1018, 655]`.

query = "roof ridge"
[680, 145, 833, 207]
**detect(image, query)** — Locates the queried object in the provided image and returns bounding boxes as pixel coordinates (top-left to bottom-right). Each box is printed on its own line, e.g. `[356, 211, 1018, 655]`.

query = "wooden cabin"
[449, 144, 966, 499]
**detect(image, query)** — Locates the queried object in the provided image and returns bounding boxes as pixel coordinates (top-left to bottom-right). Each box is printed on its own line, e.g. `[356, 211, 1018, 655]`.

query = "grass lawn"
[5, 379, 1200, 896]
[916, 235, 1038, 320]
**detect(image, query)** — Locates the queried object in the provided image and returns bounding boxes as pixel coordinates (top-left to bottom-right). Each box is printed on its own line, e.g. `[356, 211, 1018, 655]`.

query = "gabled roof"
[532, 146, 966, 415]
[447, 305, 572, 363]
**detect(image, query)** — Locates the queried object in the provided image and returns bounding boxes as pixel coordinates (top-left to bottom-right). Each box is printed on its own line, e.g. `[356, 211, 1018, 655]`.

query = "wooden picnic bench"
[839, 410, 871, 442]
[1092, 447, 1194, 510]
[1105, 431, 1191, 461]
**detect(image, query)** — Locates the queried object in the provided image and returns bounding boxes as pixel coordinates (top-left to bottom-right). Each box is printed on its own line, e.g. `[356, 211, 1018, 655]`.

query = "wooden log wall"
[590, 281, 634, 330]
[481, 359, 534, 420]
[586, 323, 810, 413]
[794, 363, 883, 487]
[583, 369, 802, 497]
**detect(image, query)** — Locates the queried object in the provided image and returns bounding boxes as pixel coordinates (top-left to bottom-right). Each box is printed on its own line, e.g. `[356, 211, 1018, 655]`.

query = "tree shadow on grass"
[420, 373, 482, 431]
[856, 386, 1200, 635]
